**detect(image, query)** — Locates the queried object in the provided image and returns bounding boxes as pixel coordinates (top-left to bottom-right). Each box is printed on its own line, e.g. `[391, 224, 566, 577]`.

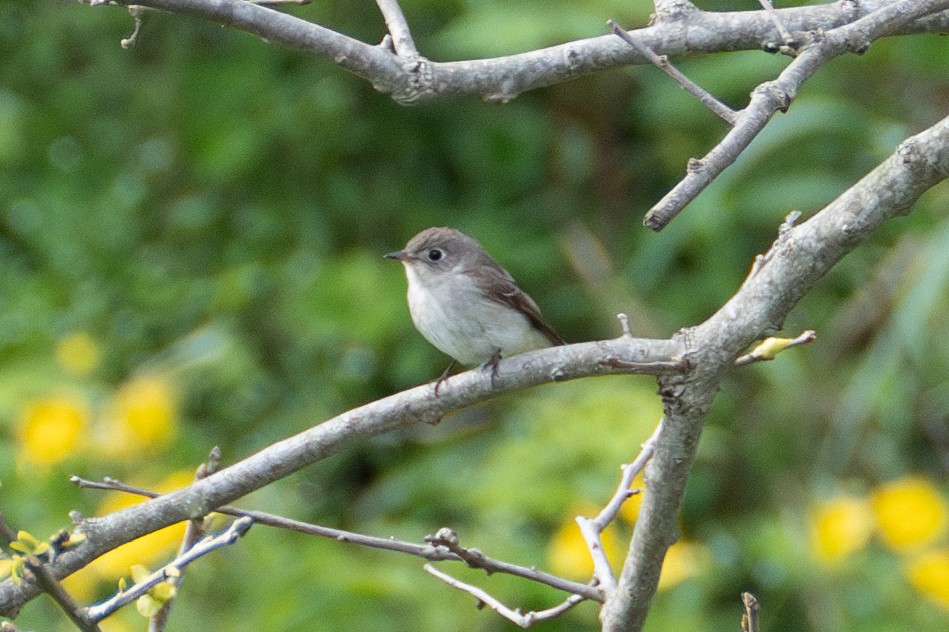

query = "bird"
[385, 227, 564, 392]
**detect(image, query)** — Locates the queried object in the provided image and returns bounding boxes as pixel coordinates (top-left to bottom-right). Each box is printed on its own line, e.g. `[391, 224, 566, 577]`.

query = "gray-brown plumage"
[385, 227, 563, 370]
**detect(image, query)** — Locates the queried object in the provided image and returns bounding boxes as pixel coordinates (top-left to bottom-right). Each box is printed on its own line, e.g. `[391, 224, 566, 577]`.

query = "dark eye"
[427, 249, 443, 262]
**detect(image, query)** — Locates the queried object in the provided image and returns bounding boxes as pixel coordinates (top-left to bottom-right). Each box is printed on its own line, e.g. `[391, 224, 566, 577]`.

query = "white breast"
[405, 266, 549, 365]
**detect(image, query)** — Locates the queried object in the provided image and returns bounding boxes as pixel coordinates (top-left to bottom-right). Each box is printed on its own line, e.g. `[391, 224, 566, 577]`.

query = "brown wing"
[464, 263, 565, 346]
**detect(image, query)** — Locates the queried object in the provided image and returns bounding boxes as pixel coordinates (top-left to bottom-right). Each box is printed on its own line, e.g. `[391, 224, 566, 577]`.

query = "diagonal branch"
[375, 0, 418, 58]
[86, 518, 252, 622]
[0, 515, 99, 632]
[0, 337, 680, 617]
[601, 113, 949, 631]
[644, 0, 949, 230]
[575, 418, 664, 591]
[608, 20, 737, 124]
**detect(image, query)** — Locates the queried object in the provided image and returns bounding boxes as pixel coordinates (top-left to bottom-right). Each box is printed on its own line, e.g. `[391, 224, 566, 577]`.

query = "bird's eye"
[427, 249, 443, 261]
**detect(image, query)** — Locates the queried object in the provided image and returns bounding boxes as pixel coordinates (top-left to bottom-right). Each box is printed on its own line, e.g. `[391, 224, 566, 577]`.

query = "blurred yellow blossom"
[810, 495, 875, 563]
[56, 332, 101, 376]
[546, 512, 623, 580]
[904, 548, 949, 610]
[96, 375, 178, 457]
[66, 469, 194, 594]
[871, 477, 947, 552]
[658, 541, 706, 590]
[16, 396, 88, 466]
[9, 530, 50, 557]
[618, 471, 646, 525]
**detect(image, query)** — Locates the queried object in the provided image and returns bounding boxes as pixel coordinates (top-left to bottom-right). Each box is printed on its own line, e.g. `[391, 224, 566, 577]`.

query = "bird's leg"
[480, 348, 503, 387]
[433, 360, 457, 396]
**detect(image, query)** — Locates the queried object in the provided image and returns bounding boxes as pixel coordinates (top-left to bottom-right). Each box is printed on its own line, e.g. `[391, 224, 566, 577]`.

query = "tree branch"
[375, 0, 418, 58]
[85, 517, 252, 622]
[601, 113, 949, 631]
[643, 0, 949, 230]
[84, 0, 949, 104]
[576, 418, 664, 592]
[4, 114, 946, 622]
[424, 564, 586, 628]
[0, 338, 679, 617]
[0, 515, 99, 632]
[69, 477, 604, 602]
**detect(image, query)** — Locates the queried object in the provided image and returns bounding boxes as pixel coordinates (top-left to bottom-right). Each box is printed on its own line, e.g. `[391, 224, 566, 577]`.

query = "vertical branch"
[600, 374, 716, 631]
[375, 0, 419, 57]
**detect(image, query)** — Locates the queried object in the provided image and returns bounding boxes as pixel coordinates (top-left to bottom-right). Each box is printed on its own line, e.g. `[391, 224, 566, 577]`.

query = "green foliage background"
[1, 1, 947, 630]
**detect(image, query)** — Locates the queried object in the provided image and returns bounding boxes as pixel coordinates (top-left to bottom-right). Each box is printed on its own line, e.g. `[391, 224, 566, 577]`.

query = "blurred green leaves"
[0, 0, 947, 630]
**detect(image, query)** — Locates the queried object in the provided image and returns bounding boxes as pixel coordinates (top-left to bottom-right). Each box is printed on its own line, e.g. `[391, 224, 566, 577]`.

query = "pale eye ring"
[427, 249, 443, 261]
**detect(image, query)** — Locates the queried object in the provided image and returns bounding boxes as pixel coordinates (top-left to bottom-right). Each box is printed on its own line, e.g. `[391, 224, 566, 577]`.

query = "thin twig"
[86, 518, 252, 622]
[424, 564, 586, 628]
[757, 0, 797, 48]
[375, 0, 418, 58]
[609, 20, 737, 124]
[148, 447, 222, 632]
[741, 592, 761, 632]
[591, 420, 664, 530]
[746, 211, 802, 279]
[0, 514, 100, 632]
[644, 0, 949, 230]
[120, 5, 147, 49]
[575, 519, 616, 591]
[71, 477, 602, 602]
[643, 43, 818, 230]
[575, 419, 664, 592]
[423, 528, 603, 602]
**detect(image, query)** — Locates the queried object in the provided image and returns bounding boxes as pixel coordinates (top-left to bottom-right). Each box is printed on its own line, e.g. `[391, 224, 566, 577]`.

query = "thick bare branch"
[0, 337, 679, 617]
[87, 0, 949, 104]
[652, 0, 698, 22]
[602, 113, 949, 631]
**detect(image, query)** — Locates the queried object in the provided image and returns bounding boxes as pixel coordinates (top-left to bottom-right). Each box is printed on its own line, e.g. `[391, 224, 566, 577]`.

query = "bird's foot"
[433, 360, 457, 396]
[480, 348, 503, 387]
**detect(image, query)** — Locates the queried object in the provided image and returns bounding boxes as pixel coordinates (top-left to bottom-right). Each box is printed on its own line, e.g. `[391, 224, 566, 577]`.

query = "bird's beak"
[384, 250, 406, 261]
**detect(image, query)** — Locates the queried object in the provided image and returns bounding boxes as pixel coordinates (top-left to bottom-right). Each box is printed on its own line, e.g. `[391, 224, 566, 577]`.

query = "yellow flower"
[9, 530, 50, 557]
[130, 564, 178, 618]
[546, 513, 623, 580]
[16, 396, 88, 466]
[56, 332, 101, 376]
[96, 375, 178, 456]
[904, 548, 949, 610]
[810, 495, 874, 563]
[618, 471, 646, 525]
[658, 541, 705, 590]
[0, 556, 26, 584]
[871, 477, 948, 552]
[66, 470, 194, 592]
